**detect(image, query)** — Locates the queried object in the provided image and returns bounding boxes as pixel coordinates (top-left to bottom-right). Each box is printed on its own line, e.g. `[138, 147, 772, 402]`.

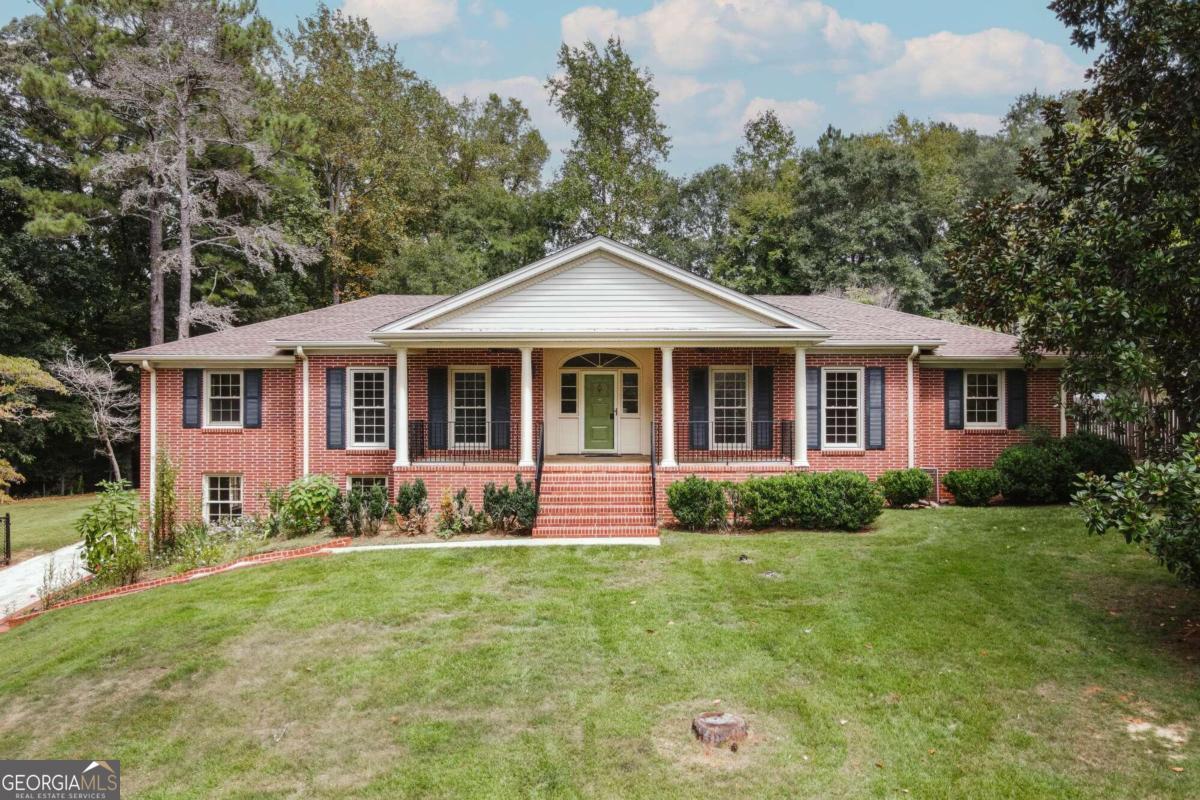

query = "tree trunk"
[149, 193, 164, 345]
[102, 432, 122, 483]
[176, 118, 193, 340]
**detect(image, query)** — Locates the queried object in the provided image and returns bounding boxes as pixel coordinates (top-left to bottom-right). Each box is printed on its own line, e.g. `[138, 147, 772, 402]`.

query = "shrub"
[666, 475, 729, 530]
[1075, 433, 1200, 588]
[153, 451, 180, 550]
[172, 519, 225, 571]
[994, 441, 1076, 503]
[280, 474, 339, 536]
[394, 479, 430, 536]
[97, 531, 145, 585]
[719, 471, 883, 532]
[1061, 431, 1133, 478]
[77, 480, 140, 575]
[877, 468, 934, 508]
[327, 489, 349, 536]
[435, 488, 482, 538]
[483, 474, 538, 532]
[942, 468, 1002, 506]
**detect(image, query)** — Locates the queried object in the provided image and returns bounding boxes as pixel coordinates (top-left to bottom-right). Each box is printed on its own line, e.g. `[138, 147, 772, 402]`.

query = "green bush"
[328, 489, 349, 536]
[877, 468, 934, 508]
[1061, 431, 1133, 478]
[435, 488, 482, 538]
[77, 480, 140, 576]
[1075, 433, 1200, 588]
[280, 474, 339, 536]
[341, 486, 391, 537]
[710, 471, 883, 532]
[994, 441, 1076, 503]
[483, 474, 538, 532]
[942, 468, 1002, 506]
[666, 475, 729, 530]
[394, 479, 430, 535]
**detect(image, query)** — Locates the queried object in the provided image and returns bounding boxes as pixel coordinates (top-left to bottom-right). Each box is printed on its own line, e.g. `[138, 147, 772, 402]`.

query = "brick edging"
[0, 538, 352, 631]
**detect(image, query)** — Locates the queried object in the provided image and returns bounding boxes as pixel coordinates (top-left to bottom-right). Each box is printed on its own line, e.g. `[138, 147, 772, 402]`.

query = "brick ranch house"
[113, 237, 1067, 536]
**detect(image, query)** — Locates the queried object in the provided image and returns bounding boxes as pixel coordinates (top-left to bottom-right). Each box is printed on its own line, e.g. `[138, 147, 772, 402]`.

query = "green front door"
[583, 374, 616, 450]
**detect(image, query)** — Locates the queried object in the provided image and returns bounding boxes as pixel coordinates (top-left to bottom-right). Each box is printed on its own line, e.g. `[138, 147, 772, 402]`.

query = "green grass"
[2, 506, 1199, 798]
[3, 493, 95, 561]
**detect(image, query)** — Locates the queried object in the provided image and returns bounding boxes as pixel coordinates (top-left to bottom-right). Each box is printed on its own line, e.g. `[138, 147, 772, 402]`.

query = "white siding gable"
[422, 256, 780, 331]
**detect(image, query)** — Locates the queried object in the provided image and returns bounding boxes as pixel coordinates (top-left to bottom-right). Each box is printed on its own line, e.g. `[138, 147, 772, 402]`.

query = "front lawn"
[2, 506, 1198, 798]
[2, 493, 95, 563]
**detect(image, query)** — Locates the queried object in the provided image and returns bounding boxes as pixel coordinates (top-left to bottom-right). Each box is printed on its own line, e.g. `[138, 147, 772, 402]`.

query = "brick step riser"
[539, 481, 652, 489]
[532, 527, 660, 538]
[537, 515, 657, 526]
[538, 503, 655, 512]
[538, 491, 653, 501]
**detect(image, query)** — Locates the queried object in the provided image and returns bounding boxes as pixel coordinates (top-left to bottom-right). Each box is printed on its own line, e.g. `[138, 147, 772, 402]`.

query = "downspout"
[297, 346, 310, 476]
[906, 346, 919, 469]
[142, 360, 157, 552]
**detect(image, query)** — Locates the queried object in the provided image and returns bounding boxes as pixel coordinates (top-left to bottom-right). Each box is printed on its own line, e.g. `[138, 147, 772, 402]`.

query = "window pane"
[208, 372, 242, 424]
[352, 370, 387, 445]
[207, 475, 242, 523]
[561, 372, 577, 414]
[965, 372, 1000, 424]
[453, 371, 488, 445]
[622, 373, 639, 414]
[824, 370, 860, 446]
[713, 370, 747, 446]
[349, 476, 387, 494]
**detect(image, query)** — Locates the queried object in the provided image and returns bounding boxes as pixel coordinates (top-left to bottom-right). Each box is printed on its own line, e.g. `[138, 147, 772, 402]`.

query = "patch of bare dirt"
[651, 700, 784, 774]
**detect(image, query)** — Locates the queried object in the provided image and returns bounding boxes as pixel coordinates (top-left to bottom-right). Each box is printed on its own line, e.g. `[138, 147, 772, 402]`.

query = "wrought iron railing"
[409, 420, 517, 463]
[2, 512, 9, 566]
[649, 420, 657, 504]
[533, 426, 545, 527]
[674, 420, 794, 463]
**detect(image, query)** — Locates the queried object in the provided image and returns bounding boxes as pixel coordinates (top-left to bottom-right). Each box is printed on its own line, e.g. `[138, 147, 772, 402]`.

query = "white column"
[794, 346, 808, 468]
[519, 346, 535, 467]
[394, 348, 409, 467]
[660, 346, 677, 467]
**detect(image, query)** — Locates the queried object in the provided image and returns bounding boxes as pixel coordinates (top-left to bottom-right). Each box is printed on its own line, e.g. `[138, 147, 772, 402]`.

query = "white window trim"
[449, 366, 491, 449]
[347, 475, 389, 493]
[821, 367, 865, 450]
[204, 474, 243, 524]
[346, 367, 390, 450]
[203, 369, 244, 429]
[560, 370, 579, 417]
[710, 366, 752, 451]
[619, 370, 640, 418]
[964, 369, 1006, 430]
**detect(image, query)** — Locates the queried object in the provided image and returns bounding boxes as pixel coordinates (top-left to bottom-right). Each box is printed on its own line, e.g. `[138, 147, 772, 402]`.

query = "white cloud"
[492, 9, 510, 29]
[740, 97, 822, 132]
[561, 0, 895, 72]
[342, 0, 458, 39]
[442, 75, 568, 147]
[934, 111, 1004, 134]
[842, 28, 1085, 103]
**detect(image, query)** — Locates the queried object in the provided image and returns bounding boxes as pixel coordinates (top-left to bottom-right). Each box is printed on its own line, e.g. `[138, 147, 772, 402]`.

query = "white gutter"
[297, 346, 310, 476]
[907, 345, 918, 469]
[142, 360, 157, 551]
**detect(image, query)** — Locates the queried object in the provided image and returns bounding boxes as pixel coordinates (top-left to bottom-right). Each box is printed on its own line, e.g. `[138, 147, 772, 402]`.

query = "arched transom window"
[562, 352, 636, 369]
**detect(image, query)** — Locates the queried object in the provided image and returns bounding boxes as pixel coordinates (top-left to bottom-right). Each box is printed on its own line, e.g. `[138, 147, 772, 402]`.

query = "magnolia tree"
[50, 350, 138, 482]
[91, 0, 318, 338]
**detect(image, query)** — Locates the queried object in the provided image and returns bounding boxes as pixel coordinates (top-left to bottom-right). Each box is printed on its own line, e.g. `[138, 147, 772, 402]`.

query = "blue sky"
[2, 1, 1093, 175]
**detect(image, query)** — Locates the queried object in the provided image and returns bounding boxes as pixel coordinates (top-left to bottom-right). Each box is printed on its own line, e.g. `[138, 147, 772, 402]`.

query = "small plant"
[280, 474, 339, 536]
[172, 519, 226, 571]
[98, 529, 146, 585]
[394, 479, 430, 536]
[153, 451, 180, 551]
[942, 468, 1002, 507]
[264, 485, 289, 537]
[77, 480, 140, 575]
[482, 474, 538, 532]
[37, 556, 75, 610]
[877, 468, 934, 508]
[436, 488, 481, 539]
[343, 486, 391, 537]
[666, 475, 729, 530]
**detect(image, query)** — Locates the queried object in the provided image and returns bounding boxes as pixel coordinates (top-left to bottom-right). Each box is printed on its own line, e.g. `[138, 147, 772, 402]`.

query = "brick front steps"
[533, 462, 658, 537]
[0, 538, 352, 632]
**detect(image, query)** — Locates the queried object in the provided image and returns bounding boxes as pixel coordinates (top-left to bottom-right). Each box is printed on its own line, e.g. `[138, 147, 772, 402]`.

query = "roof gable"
[375, 237, 824, 335]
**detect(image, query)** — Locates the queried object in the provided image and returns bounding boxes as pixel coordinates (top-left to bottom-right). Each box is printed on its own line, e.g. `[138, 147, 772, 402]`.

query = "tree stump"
[692, 711, 748, 751]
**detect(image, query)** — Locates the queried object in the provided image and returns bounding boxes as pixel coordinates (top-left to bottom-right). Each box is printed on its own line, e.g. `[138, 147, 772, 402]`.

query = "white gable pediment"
[376, 238, 824, 335]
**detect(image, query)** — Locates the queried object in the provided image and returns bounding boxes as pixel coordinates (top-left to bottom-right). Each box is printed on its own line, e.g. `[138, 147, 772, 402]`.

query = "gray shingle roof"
[114, 293, 1021, 360]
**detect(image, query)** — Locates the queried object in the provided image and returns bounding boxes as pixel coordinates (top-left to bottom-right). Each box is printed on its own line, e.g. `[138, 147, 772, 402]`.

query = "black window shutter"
[1006, 369, 1027, 429]
[865, 367, 885, 450]
[244, 369, 263, 428]
[806, 367, 821, 450]
[428, 367, 447, 450]
[326, 368, 346, 449]
[491, 366, 511, 450]
[688, 367, 708, 450]
[944, 369, 964, 430]
[182, 369, 202, 428]
[752, 366, 774, 449]
[388, 366, 397, 448]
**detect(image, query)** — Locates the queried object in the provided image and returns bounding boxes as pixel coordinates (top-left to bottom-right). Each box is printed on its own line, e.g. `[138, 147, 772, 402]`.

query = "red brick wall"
[140, 367, 297, 518]
[916, 366, 1064, 475]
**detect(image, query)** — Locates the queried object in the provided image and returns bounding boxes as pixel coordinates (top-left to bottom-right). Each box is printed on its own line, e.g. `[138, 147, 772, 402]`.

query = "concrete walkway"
[0, 542, 86, 616]
[329, 536, 660, 553]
